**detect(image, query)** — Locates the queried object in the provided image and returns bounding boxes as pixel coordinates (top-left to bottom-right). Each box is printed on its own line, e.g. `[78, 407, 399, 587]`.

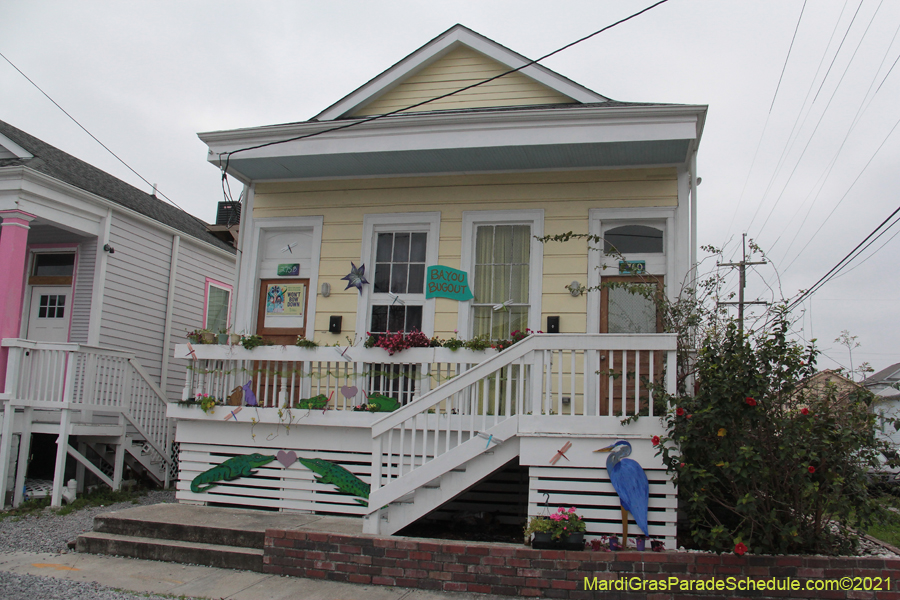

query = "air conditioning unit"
[216, 201, 241, 226]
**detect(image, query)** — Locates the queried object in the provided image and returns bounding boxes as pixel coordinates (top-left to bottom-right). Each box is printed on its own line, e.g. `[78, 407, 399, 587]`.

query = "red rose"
[734, 542, 748, 556]
[801, 407, 809, 415]
[680, 462, 685, 468]
[676, 407, 684, 416]
[745, 397, 757, 406]
[808, 466, 816, 474]
[687, 414, 692, 419]
[652, 435, 660, 446]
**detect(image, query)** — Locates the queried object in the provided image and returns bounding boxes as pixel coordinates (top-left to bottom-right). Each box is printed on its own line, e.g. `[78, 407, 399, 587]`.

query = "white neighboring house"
[864, 363, 900, 448]
[0, 119, 236, 507]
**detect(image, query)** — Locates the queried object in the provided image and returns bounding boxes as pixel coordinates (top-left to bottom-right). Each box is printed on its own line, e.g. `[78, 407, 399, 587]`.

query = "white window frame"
[588, 207, 675, 334]
[458, 209, 543, 337]
[204, 278, 232, 332]
[355, 212, 441, 338]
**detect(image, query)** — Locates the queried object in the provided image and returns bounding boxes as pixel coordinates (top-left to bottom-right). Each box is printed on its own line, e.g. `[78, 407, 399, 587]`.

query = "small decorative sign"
[618, 260, 646, 275]
[277, 263, 300, 276]
[426, 265, 473, 301]
[266, 283, 306, 317]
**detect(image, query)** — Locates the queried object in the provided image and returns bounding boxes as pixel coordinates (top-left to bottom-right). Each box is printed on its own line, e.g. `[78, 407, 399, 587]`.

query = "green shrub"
[657, 317, 899, 555]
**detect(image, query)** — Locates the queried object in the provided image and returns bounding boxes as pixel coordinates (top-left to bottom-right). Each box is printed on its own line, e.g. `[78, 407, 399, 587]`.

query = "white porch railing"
[1, 339, 173, 472]
[367, 333, 677, 511]
[174, 344, 496, 410]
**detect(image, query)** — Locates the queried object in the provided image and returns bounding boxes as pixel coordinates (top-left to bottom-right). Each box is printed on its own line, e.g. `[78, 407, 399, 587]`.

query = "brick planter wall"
[264, 528, 900, 599]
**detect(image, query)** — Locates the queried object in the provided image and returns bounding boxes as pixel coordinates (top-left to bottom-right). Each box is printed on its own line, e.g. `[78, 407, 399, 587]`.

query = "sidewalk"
[0, 550, 514, 600]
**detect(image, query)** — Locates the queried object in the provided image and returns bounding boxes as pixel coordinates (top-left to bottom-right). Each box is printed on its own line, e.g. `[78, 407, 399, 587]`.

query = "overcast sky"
[3, 1, 898, 376]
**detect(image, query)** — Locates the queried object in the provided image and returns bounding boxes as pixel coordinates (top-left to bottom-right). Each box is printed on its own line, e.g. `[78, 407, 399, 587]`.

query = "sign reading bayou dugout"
[426, 265, 473, 301]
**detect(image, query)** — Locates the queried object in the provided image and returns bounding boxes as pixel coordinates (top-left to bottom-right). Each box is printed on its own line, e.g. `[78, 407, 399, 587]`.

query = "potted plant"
[217, 329, 230, 344]
[524, 507, 586, 548]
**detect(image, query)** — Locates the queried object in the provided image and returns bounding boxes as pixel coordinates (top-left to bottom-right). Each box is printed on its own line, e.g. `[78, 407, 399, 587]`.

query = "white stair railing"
[1, 339, 173, 473]
[367, 333, 678, 511]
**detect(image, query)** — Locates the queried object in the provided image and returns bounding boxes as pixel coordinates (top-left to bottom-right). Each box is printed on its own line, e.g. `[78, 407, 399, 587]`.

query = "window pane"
[393, 233, 410, 262]
[406, 306, 423, 332]
[371, 305, 388, 333]
[473, 265, 490, 303]
[604, 225, 663, 254]
[390, 264, 408, 294]
[509, 306, 528, 336]
[388, 306, 406, 332]
[492, 265, 511, 304]
[39, 306, 47, 318]
[608, 286, 657, 333]
[492, 310, 507, 339]
[57, 296, 65, 307]
[376, 233, 394, 262]
[33, 254, 75, 277]
[494, 226, 513, 263]
[48, 296, 57, 306]
[473, 306, 492, 338]
[408, 264, 425, 293]
[510, 265, 529, 303]
[475, 226, 493, 264]
[510, 226, 530, 263]
[374, 263, 390, 293]
[57, 307, 65, 319]
[410, 233, 427, 262]
[206, 286, 230, 332]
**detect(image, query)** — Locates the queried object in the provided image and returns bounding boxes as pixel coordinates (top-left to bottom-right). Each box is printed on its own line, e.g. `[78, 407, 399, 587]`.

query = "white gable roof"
[314, 24, 609, 122]
[0, 131, 33, 160]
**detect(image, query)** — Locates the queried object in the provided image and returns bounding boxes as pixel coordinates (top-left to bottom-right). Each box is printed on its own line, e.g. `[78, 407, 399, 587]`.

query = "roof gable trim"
[0, 132, 33, 160]
[314, 24, 608, 122]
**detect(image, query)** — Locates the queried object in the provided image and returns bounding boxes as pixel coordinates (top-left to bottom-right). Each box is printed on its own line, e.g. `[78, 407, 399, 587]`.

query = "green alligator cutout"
[294, 394, 329, 410]
[298, 457, 370, 506]
[365, 393, 401, 412]
[190, 453, 275, 493]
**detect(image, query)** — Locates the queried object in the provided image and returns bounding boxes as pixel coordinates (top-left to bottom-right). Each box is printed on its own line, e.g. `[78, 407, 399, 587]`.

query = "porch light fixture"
[103, 244, 115, 254]
[565, 281, 582, 296]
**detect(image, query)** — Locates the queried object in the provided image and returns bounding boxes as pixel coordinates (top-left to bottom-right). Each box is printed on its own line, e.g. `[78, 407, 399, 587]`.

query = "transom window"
[38, 294, 66, 319]
[603, 225, 663, 254]
[472, 224, 530, 339]
[32, 253, 75, 277]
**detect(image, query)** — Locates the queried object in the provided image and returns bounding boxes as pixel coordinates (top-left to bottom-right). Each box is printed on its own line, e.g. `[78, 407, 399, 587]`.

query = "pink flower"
[568, 507, 576, 513]
[680, 462, 685, 468]
[734, 542, 748, 556]
[652, 435, 660, 446]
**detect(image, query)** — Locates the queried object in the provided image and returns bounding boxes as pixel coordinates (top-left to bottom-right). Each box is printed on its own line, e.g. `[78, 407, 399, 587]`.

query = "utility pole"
[718, 233, 768, 335]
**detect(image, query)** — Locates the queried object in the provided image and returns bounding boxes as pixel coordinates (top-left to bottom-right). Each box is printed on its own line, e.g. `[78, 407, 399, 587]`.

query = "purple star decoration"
[341, 262, 368, 292]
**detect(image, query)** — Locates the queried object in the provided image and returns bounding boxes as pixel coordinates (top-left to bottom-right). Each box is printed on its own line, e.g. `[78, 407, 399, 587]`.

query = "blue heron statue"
[595, 440, 649, 543]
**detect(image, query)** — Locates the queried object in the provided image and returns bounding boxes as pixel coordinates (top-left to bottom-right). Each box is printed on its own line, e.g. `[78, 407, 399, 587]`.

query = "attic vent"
[216, 201, 241, 226]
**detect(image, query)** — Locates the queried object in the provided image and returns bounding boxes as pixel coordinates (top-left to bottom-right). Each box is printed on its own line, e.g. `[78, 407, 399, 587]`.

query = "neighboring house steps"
[0, 339, 174, 507]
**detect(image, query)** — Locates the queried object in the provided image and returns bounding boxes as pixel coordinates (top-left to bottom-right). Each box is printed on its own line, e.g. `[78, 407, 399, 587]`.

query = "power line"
[220, 0, 671, 174]
[0, 49, 196, 218]
[786, 202, 900, 312]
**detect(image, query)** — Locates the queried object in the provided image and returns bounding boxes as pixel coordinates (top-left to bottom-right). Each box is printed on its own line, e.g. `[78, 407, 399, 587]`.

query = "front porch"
[173, 333, 678, 547]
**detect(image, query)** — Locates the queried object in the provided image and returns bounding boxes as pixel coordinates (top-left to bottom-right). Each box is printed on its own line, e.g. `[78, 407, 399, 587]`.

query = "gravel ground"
[0, 490, 175, 554]
[0, 490, 204, 600]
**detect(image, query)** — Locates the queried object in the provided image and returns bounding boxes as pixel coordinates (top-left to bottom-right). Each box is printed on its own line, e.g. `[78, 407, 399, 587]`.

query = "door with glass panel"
[368, 231, 427, 404]
[26, 253, 75, 342]
[599, 276, 664, 416]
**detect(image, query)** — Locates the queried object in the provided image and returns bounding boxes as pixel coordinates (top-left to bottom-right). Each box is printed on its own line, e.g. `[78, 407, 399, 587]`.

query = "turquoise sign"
[277, 263, 300, 276]
[618, 260, 646, 275]
[426, 265, 473, 301]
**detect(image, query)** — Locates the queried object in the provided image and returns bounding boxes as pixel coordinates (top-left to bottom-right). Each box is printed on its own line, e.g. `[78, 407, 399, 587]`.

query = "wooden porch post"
[13, 406, 33, 507]
[0, 211, 34, 393]
[51, 408, 71, 507]
[0, 402, 15, 507]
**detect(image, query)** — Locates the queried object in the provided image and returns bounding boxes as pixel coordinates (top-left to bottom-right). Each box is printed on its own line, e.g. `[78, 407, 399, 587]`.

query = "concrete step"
[76, 531, 265, 572]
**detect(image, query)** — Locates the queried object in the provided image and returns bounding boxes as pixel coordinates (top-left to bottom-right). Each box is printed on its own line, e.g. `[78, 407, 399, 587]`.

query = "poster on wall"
[258, 279, 309, 338]
[425, 265, 474, 301]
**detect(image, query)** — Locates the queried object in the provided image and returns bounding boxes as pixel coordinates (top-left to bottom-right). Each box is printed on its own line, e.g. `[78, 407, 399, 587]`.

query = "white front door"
[27, 286, 71, 342]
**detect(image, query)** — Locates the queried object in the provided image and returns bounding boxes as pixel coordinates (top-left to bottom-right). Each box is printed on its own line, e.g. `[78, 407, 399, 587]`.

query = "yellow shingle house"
[175, 25, 706, 546]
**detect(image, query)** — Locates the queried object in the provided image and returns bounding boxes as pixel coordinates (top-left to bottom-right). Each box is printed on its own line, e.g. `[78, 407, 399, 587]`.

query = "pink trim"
[0, 215, 32, 392]
[203, 277, 233, 330]
[28, 243, 80, 250]
[0, 209, 37, 220]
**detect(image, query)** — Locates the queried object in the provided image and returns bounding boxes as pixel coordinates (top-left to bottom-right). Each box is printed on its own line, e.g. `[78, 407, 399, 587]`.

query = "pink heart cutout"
[340, 385, 359, 399]
[276, 450, 297, 468]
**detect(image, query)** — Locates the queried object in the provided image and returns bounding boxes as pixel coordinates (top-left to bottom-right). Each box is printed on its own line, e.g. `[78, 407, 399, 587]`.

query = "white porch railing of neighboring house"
[365, 334, 676, 515]
[0, 339, 174, 504]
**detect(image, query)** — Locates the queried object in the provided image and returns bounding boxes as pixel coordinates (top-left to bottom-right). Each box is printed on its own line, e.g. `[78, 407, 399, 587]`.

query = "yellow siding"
[352, 45, 575, 116]
[254, 168, 678, 343]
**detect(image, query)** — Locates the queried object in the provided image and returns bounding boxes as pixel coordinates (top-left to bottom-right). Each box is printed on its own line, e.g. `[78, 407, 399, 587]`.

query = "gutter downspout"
[87, 209, 113, 345]
[160, 235, 180, 393]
